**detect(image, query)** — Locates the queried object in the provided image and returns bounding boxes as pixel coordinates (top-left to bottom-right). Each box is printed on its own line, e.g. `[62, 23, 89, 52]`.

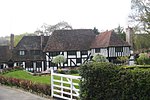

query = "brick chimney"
[40, 34, 44, 50]
[126, 27, 134, 50]
[10, 34, 14, 50]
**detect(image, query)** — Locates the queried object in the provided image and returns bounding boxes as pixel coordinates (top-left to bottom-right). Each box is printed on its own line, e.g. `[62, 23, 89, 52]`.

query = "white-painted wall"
[91, 48, 108, 57]
[109, 47, 130, 57]
[22, 62, 25, 68]
[46, 52, 49, 61]
[91, 49, 95, 56]
[92, 47, 130, 58]
[46, 50, 90, 68]
[42, 61, 44, 71]
[77, 51, 80, 58]
[46, 47, 130, 68]
[64, 52, 67, 58]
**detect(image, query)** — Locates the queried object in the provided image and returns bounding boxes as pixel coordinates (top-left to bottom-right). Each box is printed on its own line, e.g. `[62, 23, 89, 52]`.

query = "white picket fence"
[51, 70, 81, 100]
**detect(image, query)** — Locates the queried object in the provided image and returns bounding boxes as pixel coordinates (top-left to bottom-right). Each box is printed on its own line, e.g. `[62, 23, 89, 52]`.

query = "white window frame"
[19, 50, 25, 55]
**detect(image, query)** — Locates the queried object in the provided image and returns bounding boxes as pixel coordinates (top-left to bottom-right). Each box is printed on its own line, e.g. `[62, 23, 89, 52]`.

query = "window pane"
[19, 50, 25, 55]
[76, 58, 82, 63]
[67, 51, 76, 55]
[115, 47, 122, 52]
[81, 51, 88, 55]
[95, 48, 100, 53]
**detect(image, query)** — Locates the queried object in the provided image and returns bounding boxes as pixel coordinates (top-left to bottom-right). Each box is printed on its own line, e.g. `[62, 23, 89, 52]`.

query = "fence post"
[71, 78, 73, 99]
[51, 69, 54, 97]
[61, 76, 63, 97]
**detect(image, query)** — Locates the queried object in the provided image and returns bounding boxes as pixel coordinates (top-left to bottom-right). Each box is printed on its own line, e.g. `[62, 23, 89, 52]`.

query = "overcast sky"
[0, 0, 131, 37]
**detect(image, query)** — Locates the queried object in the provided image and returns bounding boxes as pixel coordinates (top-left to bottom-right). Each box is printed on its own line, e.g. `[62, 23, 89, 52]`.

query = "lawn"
[2, 70, 51, 85]
[1, 70, 80, 86]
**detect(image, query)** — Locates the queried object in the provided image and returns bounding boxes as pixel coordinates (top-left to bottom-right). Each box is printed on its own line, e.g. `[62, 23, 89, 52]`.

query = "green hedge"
[79, 62, 150, 100]
[0, 76, 51, 96]
[123, 65, 150, 69]
[137, 58, 150, 65]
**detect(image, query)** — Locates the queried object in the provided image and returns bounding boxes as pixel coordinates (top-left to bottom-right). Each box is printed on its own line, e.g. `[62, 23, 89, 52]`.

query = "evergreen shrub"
[79, 62, 150, 100]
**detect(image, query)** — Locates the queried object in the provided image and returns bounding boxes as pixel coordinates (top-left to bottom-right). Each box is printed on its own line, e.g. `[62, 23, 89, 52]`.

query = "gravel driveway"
[0, 85, 51, 100]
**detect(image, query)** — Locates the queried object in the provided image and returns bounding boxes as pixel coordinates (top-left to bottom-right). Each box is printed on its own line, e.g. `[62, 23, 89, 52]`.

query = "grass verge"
[1, 70, 50, 85]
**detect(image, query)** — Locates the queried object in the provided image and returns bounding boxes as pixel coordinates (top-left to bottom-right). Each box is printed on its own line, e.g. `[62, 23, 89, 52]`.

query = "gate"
[51, 70, 81, 100]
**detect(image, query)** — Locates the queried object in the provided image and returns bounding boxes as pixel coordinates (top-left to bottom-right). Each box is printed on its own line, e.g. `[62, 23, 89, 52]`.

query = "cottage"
[10, 29, 130, 72]
[44, 29, 130, 69]
[90, 30, 130, 63]
[44, 29, 96, 69]
[13, 35, 49, 72]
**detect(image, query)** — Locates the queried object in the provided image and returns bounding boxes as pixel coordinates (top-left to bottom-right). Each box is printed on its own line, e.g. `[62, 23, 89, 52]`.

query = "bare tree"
[129, 0, 150, 34]
[35, 21, 72, 36]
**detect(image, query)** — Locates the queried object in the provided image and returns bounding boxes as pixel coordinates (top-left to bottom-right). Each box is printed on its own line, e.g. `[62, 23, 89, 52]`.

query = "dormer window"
[19, 50, 25, 55]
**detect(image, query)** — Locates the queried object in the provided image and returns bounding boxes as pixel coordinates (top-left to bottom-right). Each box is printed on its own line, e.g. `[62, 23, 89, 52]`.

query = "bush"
[68, 69, 79, 74]
[52, 55, 66, 68]
[0, 76, 51, 96]
[117, 56, 129, 64]
[137, 53, 150, 65]
[116, 68, 150, 99]
[80, 62, 150, 99]
[79, 62, 119, 100]
[1, 66, 23, 74]
[123, 65, 150, 69]
[92, 54, 108, 62]
[57, 69, 68, 74]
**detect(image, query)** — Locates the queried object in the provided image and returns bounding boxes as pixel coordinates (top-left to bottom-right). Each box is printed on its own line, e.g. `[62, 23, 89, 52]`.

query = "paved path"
[0, 85, 51, 100]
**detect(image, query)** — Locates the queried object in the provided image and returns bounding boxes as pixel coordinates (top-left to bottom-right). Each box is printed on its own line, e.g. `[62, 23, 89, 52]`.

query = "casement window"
[19, 50, 25, 55]
[95, 48, 100, 53]
[76, 58, 82, 63]
[67, 51, 76, 55]
[115, 47, 122, 52]
[81, 50, 88, 55]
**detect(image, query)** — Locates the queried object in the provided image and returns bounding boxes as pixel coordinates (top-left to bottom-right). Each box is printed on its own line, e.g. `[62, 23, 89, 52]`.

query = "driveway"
[0, 85, 52, 100]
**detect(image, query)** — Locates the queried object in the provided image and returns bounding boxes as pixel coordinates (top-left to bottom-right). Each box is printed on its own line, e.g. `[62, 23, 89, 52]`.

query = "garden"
[1, 53, 150, 99]
[0, 66, 79, 98]
[79, 53, 150, 99]
[0, 67, 51, 97]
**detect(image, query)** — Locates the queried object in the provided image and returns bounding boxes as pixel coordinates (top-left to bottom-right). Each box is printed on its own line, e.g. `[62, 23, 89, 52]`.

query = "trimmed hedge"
[80, 62, 150, 100]
[79, 62, 119, 100]
[0, 76, 51, 96]
[123, 65, 150, 69]
[0, 67, 51, 96]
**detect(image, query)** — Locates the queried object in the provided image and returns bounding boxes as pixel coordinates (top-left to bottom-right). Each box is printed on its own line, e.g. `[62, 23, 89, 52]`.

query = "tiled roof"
[0, 46, 11, 63]
[44, 29, 96, 52]
[13, 36, 49, 61]
[15, 36, 49, 50]
[90, 30, 130, 48]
